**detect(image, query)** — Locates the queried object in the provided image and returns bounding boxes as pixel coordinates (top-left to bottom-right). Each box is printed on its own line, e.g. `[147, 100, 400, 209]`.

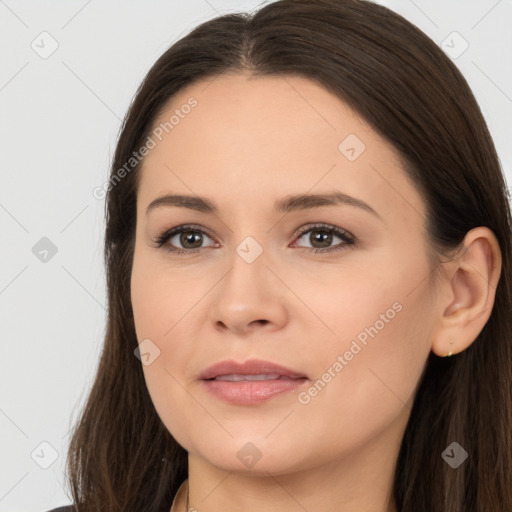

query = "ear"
[431, 226, 502, 358]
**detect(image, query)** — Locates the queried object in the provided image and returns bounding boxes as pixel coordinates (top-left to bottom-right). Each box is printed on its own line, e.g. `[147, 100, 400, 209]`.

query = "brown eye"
[152, 224, 218, 254]
[152, 222, 355, 255]
[293, 224, 355, 253]
[176, 230, 204, 249]
[306, 229, 334, 249]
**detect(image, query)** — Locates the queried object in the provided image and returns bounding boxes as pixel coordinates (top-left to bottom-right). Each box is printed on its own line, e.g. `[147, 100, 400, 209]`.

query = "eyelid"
[290, 223, 355, 252]
[151, 222, 355, 254]
[293, 223, 354, 243]
[151, 223, 218, 252]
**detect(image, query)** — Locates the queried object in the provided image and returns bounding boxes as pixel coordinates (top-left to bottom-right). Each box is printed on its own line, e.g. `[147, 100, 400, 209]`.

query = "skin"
[130, 73, 502, 512]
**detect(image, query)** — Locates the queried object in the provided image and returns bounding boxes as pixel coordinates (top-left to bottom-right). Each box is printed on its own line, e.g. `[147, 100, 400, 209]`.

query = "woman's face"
[130, 73, 437, 475]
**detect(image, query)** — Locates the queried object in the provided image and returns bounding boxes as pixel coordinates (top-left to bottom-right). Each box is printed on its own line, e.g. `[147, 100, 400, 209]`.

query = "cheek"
[130, 250, 206, 341]
[130, 255, 211, 445]
[296, 258, 434, 443]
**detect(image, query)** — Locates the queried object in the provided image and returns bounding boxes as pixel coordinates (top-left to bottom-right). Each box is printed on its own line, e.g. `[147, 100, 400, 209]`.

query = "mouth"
[209, 373, 302, 382]
[199, 359, 309, 404]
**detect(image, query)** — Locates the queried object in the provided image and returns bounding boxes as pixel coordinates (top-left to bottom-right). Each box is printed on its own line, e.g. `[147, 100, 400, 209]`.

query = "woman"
[51, 0, 512, 510]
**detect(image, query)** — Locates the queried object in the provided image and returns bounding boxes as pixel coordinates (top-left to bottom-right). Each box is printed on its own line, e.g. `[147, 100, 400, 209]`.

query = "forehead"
[137, 73, 425, 223]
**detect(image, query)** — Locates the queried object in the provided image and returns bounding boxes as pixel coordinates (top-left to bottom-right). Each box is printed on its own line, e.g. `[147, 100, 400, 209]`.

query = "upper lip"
[199, 359, 308, 380]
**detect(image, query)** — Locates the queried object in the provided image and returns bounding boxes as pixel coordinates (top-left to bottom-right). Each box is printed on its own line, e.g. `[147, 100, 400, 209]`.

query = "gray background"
[1, 1, 510, 510]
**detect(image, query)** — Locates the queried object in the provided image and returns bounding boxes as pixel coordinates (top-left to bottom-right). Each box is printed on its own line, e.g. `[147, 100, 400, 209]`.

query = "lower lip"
[202, 378, 308, 404]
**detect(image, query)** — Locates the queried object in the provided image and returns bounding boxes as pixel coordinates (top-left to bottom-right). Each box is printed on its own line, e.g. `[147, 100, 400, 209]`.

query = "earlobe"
[431, 227, 502, 358]
[439, 335, 456, 358]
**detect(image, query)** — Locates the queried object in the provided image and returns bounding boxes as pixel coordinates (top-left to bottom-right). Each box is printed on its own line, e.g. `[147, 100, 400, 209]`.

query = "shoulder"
[45, 506, 74, 512]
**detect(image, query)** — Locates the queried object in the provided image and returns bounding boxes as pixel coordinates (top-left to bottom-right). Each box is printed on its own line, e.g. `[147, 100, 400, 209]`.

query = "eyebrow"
[145, 191, 380, 218]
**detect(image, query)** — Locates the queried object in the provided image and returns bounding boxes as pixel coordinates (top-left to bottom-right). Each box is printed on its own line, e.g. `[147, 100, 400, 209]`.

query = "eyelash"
[151, 223, 356, 255]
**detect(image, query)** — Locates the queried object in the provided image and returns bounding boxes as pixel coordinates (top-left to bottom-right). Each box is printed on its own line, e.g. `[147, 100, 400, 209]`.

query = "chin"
[186, 435, 316, 476]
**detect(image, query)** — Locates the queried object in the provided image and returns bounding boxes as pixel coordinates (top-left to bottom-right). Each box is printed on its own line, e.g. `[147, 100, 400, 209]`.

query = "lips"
[199, 359, 308, 381]
[199, 359, 309, 404]
[214, 373, 283, 381]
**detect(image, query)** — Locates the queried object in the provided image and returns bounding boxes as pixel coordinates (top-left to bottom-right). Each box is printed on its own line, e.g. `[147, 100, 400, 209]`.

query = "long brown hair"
[65, 0, 512, 510]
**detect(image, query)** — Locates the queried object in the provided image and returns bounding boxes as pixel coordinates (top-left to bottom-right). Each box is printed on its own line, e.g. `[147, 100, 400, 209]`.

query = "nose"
[208, 251, 289, 336]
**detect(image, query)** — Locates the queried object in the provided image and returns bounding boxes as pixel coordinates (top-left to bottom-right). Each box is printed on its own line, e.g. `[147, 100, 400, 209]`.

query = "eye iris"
[181, 231, 203, 249]
[311, 230, 332, 248]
